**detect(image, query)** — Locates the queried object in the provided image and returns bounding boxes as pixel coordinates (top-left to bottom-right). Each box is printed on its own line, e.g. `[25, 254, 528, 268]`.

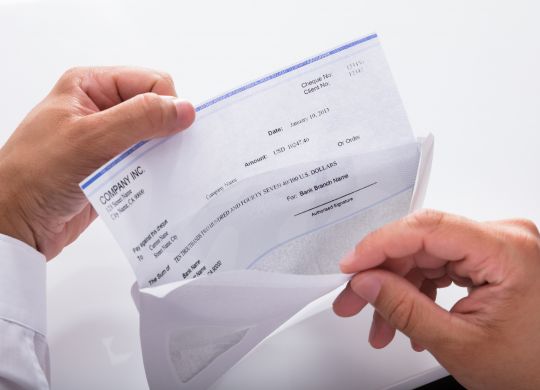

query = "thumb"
[83, 93, 195, 158]
[350, 269, 467, 354]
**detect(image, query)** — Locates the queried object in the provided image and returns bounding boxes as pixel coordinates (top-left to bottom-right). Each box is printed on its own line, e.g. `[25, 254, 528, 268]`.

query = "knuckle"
[509, 218, 540, 237]
[157, 71, 175, 88]
[407, 209, 445, 232]
[61, 67, 86, 81]
[495, 225, 540, 279]
[55, 67, 88, 93]
[137, 93, 167, 129]
[62, 66, 80, 78]
[497, 219, 540, 253]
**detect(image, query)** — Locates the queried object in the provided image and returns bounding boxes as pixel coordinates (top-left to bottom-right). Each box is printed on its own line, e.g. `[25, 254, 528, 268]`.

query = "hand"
[0, 67, 195, 259]
[333, 209, 540, 389]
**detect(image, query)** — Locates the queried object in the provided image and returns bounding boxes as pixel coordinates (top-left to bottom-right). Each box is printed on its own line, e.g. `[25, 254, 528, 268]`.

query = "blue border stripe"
[81, 140, 148, 189]
[80, 33, 378, 190]
[196, 33, 378, 111]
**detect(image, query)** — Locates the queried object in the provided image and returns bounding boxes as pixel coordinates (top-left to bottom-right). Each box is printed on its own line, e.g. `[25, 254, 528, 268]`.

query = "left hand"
[0, 67, 195, 259]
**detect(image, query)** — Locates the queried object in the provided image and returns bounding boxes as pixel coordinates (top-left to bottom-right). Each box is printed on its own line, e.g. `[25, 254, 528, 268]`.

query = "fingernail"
[339, 250, 356, 270]
[352, 275, 381, 304]
[173, 98, 196, 128]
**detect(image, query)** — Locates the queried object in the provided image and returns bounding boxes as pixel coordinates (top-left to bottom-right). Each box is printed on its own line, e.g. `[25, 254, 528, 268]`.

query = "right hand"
[333, 210, 540, 389]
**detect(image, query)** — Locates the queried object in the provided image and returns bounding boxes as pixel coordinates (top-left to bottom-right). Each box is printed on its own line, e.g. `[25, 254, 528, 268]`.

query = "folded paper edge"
[410, 134, 434, 212]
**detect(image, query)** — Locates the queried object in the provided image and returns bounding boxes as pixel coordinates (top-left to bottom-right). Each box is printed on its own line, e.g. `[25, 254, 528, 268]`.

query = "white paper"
[81, 33, 433, 389]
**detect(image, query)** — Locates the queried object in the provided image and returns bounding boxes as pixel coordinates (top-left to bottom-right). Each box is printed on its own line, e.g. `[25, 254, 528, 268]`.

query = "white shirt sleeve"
[0, 234, 49, 390]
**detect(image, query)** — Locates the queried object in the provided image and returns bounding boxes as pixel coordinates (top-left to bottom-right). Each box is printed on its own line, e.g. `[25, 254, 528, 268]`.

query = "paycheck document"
[81, 33, 432, 389]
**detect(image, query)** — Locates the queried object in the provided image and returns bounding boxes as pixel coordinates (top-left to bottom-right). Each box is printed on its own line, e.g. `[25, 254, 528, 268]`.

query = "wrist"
[0, 205, 37, 251]
[0, 152, 38, 251]
[0, 176, 37, 252]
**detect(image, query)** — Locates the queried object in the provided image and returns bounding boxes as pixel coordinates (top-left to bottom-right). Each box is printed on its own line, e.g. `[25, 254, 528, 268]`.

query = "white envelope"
[132, 135, 434, 390]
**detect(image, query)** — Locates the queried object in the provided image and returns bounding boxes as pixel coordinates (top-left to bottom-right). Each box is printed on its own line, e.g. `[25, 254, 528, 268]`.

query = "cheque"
[81, 33, 432, 389]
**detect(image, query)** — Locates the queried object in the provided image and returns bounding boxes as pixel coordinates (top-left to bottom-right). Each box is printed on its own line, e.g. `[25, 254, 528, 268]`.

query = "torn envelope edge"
[135, 271, 352, 390]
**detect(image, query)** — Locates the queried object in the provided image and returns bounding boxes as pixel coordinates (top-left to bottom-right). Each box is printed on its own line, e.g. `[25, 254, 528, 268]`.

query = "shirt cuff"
[0, 234, 46, 336]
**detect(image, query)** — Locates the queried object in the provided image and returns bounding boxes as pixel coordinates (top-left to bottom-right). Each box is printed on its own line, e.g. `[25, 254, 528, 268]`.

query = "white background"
[0, 0, 539, 389]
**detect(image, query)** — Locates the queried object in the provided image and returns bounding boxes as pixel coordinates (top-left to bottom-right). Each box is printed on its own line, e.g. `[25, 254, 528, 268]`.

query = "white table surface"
[1, 0, 539, 389]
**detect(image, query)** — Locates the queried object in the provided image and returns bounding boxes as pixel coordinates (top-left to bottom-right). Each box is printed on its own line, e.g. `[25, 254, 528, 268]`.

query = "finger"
[421, 267, 446, 279]
[79, 93, 195, 158]
[369, 310, 396, 348]
[334, 267, 427, 319]
[446, 262, 474, 287]
[370, 268, 425, 348]
[411, 280, 436, 352]
[376, 251, 448, 279]
[376, 255, 414, 276]
[421, 279, 437, 300]
[411, 340, 425, 352]
[349, 269, 475, 354]
[333, 281, 368, 317]
[57, 67, 179, 110]
[340, 209, 506, 286]
[405, 268, 425, 289]
[433, 275, 452, 288]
